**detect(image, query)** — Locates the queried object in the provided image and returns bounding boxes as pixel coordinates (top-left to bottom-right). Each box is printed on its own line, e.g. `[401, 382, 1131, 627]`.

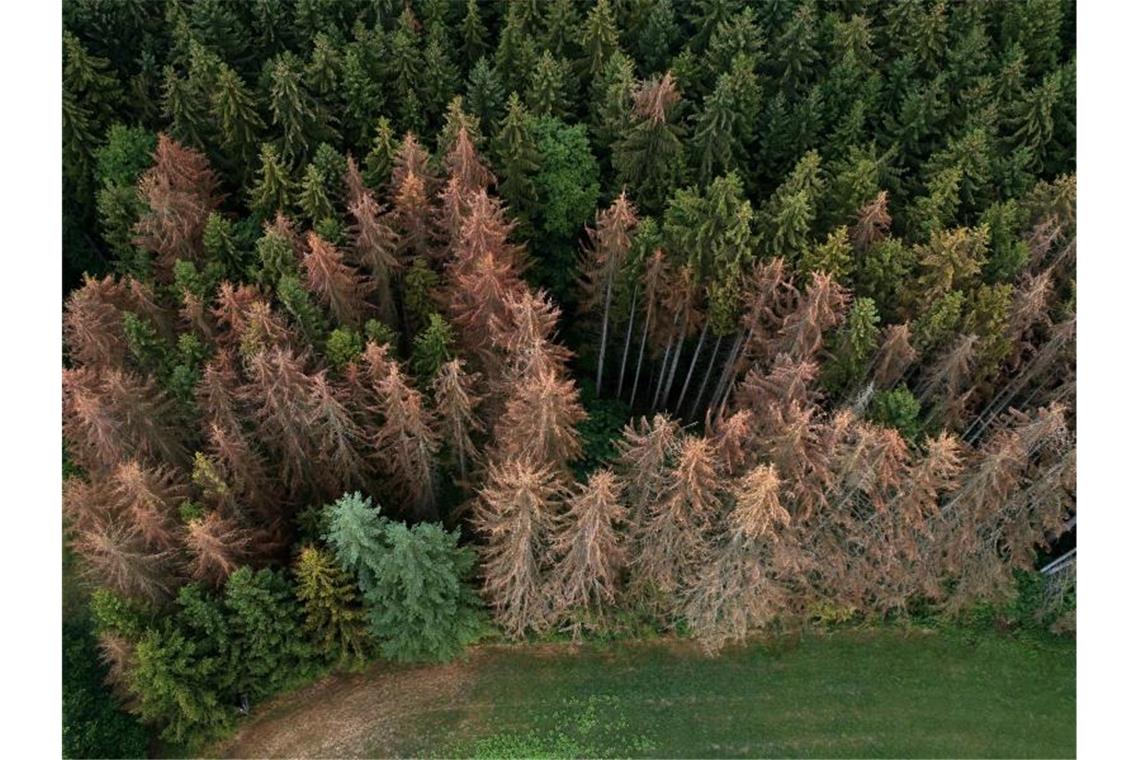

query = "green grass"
[389, 629, 1074, 759]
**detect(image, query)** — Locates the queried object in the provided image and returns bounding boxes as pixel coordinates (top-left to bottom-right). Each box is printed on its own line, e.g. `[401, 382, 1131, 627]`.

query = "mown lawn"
[388, 629, 1074, 759]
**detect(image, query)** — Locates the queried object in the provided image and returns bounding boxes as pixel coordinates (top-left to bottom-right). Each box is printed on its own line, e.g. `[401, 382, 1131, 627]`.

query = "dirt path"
[211, 654, 481, 758]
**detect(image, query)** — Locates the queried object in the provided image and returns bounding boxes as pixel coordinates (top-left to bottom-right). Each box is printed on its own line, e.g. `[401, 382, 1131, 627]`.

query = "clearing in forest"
[212, 629, 1075, 759]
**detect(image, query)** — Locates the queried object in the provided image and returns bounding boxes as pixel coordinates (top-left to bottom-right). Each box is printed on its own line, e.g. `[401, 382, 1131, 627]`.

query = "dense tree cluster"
[63, 0, 1075, 743]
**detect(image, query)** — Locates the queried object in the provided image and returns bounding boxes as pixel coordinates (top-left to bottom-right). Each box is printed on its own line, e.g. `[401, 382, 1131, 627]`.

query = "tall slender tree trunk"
[596, 270, 614, 394]
[708, 329, 747, 422]
[629, 307, 651, 408]
[617, 285, 638, 400]
[661, 312, 689, 411]
[689, 332, 723, 421]
[652, 309, 681, 411]
[652, 335, 674, 411]
[453, 418, 468, 483]
[676, 320, 709, 415]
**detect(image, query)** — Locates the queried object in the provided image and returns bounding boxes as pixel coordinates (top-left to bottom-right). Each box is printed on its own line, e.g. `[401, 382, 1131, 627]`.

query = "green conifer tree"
[465, 57, 505, 134]
[293, 545, 371, 667]
[224, 567, 313, 701]
[412, 313, 455, 382]
[526, 51, 572, 119]
[494, 94, 541, 232]
[691, 54, 761, 185]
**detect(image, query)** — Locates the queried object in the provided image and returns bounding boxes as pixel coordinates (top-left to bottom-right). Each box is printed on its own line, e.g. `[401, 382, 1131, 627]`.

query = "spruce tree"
[691, 54, 761, 185]
[614, 72, 686, 214]
[210, 64, 263, 179]
[223, 567, 313, 700]
[465, 57, 506, 133]
[293, 545, 371, 667]
[526, 51, 572, 120]
[494, 94, 541, 232]
[248, 143, 294, 221]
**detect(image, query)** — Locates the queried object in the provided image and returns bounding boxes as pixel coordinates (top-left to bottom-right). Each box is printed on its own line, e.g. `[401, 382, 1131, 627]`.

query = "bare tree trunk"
[652, 335, 674, 411]
[708, 329, 747, 422]
[629, 308, 652, 408]
[652, 309, 681, 411]
[661, 311, 689, 411]
[689, 332, 723, 421]
[596, 270, 614, 393]
[676, 321, 709, 416]
[617, 285, 638, 400]
[453, 418, 468, 483]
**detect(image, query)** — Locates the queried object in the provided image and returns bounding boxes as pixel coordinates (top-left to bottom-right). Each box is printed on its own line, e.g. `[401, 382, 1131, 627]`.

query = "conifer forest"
[60, 0, 1077, 754]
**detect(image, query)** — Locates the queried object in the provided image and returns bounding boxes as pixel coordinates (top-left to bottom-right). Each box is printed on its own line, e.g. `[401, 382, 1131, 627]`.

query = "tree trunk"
[652, 309, 681, 411]
[675, 320, 709, 415]
[689, 332, 723, 421]
[596, 269, 614, 394]
[652, 334, 674, 412]
[708, 329, 747, 422]
[661, 311, 689, 411]
[629, 308, 652, 408]
[617, 285, 638, 400]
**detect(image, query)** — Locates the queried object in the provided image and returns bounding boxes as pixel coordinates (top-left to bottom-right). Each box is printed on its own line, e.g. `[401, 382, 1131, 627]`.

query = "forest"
[61, 0, 1076, 754]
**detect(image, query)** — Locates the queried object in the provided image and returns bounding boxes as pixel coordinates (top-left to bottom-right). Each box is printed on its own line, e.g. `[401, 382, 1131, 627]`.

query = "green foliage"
[294, 545, 372, 667]
[63, 620, 151, 759]
[573, 385, 630, 480]
[130, 585, 235, 745]
[869, 386, 923, 441]
[403, 256, 441, 331]
[326, 327, 364, 371]
[412, 313, 455, 381]
[531, 116, 600, 241]
[822, 296, 880, 395]
[324, 492, 484, 662]
[663, 172, 754, 282]
[277, 273, 327, 343]
[360, 519, 484, 662]
[691, 54, 761, 185]
[800, 226, 854, 283]
[249, 143, 294, 220]
[365, 318, 399, 348]
[223, 567, 315, 700]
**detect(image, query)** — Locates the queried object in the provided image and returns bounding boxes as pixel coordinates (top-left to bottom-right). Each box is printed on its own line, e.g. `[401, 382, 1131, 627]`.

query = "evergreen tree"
[248, 143, 294, 221]
[495, 93, 541, 231]
[459, 0, 488, 69]
[293, 545, 371, 667]
[526, 51, 572, 119]
[358, 519, 483, 662]
[412, 313, 456, 382]
[691, 54, 761, 185]
[615, 72, 686, 213]
[637, 0, 681, 74]
[223, 567, 313, 700]
[543, 0, 583, 60]
[323, 492, 483, 661]
[363, 117, 398, 191]
[466, 57, 506, 133]
[580, 0, 621, 81]
[268, 52, 332, 167]
[211, 63, 264, 179]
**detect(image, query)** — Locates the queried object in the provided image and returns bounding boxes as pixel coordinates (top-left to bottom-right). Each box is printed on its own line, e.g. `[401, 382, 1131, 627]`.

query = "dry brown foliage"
[474, 459, 564, 639]
[548, 469, 627, 635]
[304, 232, 372, 328]
[184, 510, 254, 586]
[133, 133, 222, 275]
[431, 358, 484, 484]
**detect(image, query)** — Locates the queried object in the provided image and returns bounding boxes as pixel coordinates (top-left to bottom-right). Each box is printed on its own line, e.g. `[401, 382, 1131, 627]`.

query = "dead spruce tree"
[548, 469, 627, 636]
[474, 459, 563, 639]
